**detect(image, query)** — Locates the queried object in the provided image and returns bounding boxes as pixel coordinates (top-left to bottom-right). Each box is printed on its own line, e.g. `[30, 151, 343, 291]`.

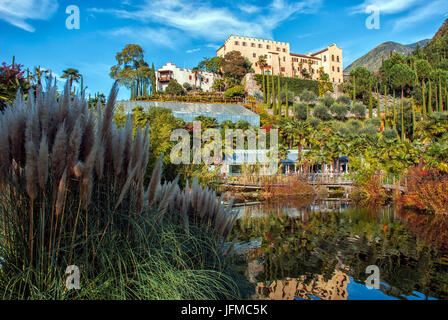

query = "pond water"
[231, 198, 448, 300]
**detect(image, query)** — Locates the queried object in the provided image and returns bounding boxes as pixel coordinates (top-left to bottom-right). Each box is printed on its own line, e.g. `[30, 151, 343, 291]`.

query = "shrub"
[194, 115, 219, 128]
[253, 91, 263, 102]
[313, 105, 333, 121]
[300, 89, 317, 104]
[183, 82, 193, 91]
[224, 85, 245, 99]
[220, 120, 234, 129]
[330, 103, 348, 121]
[319, 94, 335, 108]
[365, 118, 382, 128]
[346, 119, 363, 133]
[166, 80, 185, 95]
[382, 128, 399, 140]
[400, 167, 448, 215]
[280, 91, 295, 104]
[0, 60, 31, 111]
[294, 102, 308, 121]
[309, 117, 321, 128]
[0, 83, 240, 299]
[254, 74, 319, 96]
[336, 94, 351, 106]
[235, 120, 251, 130]
[351, 103, 367, 119]
[362, 125, 379, 136]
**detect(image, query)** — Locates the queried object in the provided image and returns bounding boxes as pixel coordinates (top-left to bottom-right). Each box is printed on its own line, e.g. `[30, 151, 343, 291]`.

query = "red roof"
[311, 48, 328, 56]
[291, 53, 321, 60]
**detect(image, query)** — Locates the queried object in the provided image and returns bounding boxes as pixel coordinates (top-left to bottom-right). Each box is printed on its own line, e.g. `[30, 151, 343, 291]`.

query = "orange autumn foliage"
[399, 167, 448, 215]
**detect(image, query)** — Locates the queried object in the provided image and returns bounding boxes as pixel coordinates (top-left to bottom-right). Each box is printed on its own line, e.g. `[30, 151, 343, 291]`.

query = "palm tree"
[61, 68, 81, 89]
[33, 66, 50, 89]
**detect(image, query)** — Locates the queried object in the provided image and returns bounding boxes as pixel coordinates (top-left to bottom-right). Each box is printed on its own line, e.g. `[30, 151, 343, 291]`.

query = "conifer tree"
[428, 80, 433, 114]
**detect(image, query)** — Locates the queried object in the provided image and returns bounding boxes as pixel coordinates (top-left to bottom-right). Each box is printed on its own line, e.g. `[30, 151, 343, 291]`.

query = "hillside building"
[156, 62, 217, 92]
[217, 35, 344, 83]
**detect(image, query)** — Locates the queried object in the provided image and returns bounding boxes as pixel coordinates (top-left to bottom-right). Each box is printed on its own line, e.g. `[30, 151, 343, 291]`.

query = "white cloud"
[89, 0, 322, 41]
[106, 27, 178, 48]
[186, 48, 200, 54]
[238, 4, 262, 14]
[205, 43, 221, 49]
[350, 0, 422, 14]
[393, 0, 448, 31]
[0, 0, 58, 32]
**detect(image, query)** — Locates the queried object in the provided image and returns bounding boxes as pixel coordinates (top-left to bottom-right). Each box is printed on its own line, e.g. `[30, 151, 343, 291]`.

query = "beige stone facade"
[217, 35, 344, 84]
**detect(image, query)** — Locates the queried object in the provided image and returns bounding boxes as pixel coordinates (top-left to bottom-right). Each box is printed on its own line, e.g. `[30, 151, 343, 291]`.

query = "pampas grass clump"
[0, 81, 239, 299]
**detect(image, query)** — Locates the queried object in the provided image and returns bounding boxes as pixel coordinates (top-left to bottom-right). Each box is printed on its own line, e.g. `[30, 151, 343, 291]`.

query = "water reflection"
[232, 199, 448, 300]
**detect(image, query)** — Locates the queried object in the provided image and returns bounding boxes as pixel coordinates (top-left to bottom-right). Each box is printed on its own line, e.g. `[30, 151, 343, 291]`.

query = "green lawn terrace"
[116, 100, 260, 127]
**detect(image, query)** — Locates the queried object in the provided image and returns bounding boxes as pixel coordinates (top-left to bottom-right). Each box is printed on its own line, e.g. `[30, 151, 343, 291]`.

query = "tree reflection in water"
[232, 200, 448, 300]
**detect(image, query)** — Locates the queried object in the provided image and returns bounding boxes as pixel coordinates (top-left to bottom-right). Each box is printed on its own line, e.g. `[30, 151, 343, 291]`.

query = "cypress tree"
[401, 97, 405, 141]
[428, 80, 433, 114]
[368, 79, 373, 118]
[377, 83, 381, 119]
[446, 87, 448, 112]
[293, 97, 296, 121]
[285, 81, 289, 118]
[393, 89, 397, 128]
[422, 81, 427, 119]
[266, 74, 271, 108]
[384, 85, 388, 128]
[150, 63, 157, 94]
[412, 97, 416, 136]
[272, 74, 276, 114]
[353, 75, 356, 104]
[277, 73, 281, 116]
[439, 78, 444, 112]
[306, 101, 310, 121]
[262, 73, 266, 103]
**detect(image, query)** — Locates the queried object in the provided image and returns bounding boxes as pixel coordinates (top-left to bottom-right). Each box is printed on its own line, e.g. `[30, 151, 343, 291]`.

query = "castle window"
[235, 41, 239, 45]
[283, 57, 286, 62]
[324, 55, 327, 62]
[242, 42, 247, 46]
[276, 47, 280, 52]
[337, 67, 340, 72]
[337, 56, 340, 62]
[266, 45, 270, 49]
[281, 67, 285, 72]
[251, 43, 255, 47]
[258, 44, 262, 48]
[253, 53, 257, 58]
[332, 55, 335, 61]
[332, 66, 335, 72]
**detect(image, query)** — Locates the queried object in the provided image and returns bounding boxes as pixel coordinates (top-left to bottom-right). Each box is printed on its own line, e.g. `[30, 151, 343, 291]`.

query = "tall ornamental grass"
[0, 81, 240, 299]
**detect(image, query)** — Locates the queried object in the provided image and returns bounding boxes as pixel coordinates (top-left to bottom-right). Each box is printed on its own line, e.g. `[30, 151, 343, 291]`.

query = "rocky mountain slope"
[345, 39, 430, 73]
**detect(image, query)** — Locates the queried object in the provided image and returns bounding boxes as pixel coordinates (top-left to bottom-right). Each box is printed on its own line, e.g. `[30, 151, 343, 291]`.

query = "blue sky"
[1, 0, 447, 100]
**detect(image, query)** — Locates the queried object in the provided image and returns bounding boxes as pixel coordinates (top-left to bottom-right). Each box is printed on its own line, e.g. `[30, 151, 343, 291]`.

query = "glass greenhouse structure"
[116, 101, 260, 127]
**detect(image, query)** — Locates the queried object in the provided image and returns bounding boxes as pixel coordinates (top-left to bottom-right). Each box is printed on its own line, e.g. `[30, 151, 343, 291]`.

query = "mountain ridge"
[344, 39, 430, 74]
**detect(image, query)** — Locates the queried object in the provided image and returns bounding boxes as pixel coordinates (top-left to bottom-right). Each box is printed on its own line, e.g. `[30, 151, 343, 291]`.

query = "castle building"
[217, 35, 344, 83]
[156, 62, 217, 92]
